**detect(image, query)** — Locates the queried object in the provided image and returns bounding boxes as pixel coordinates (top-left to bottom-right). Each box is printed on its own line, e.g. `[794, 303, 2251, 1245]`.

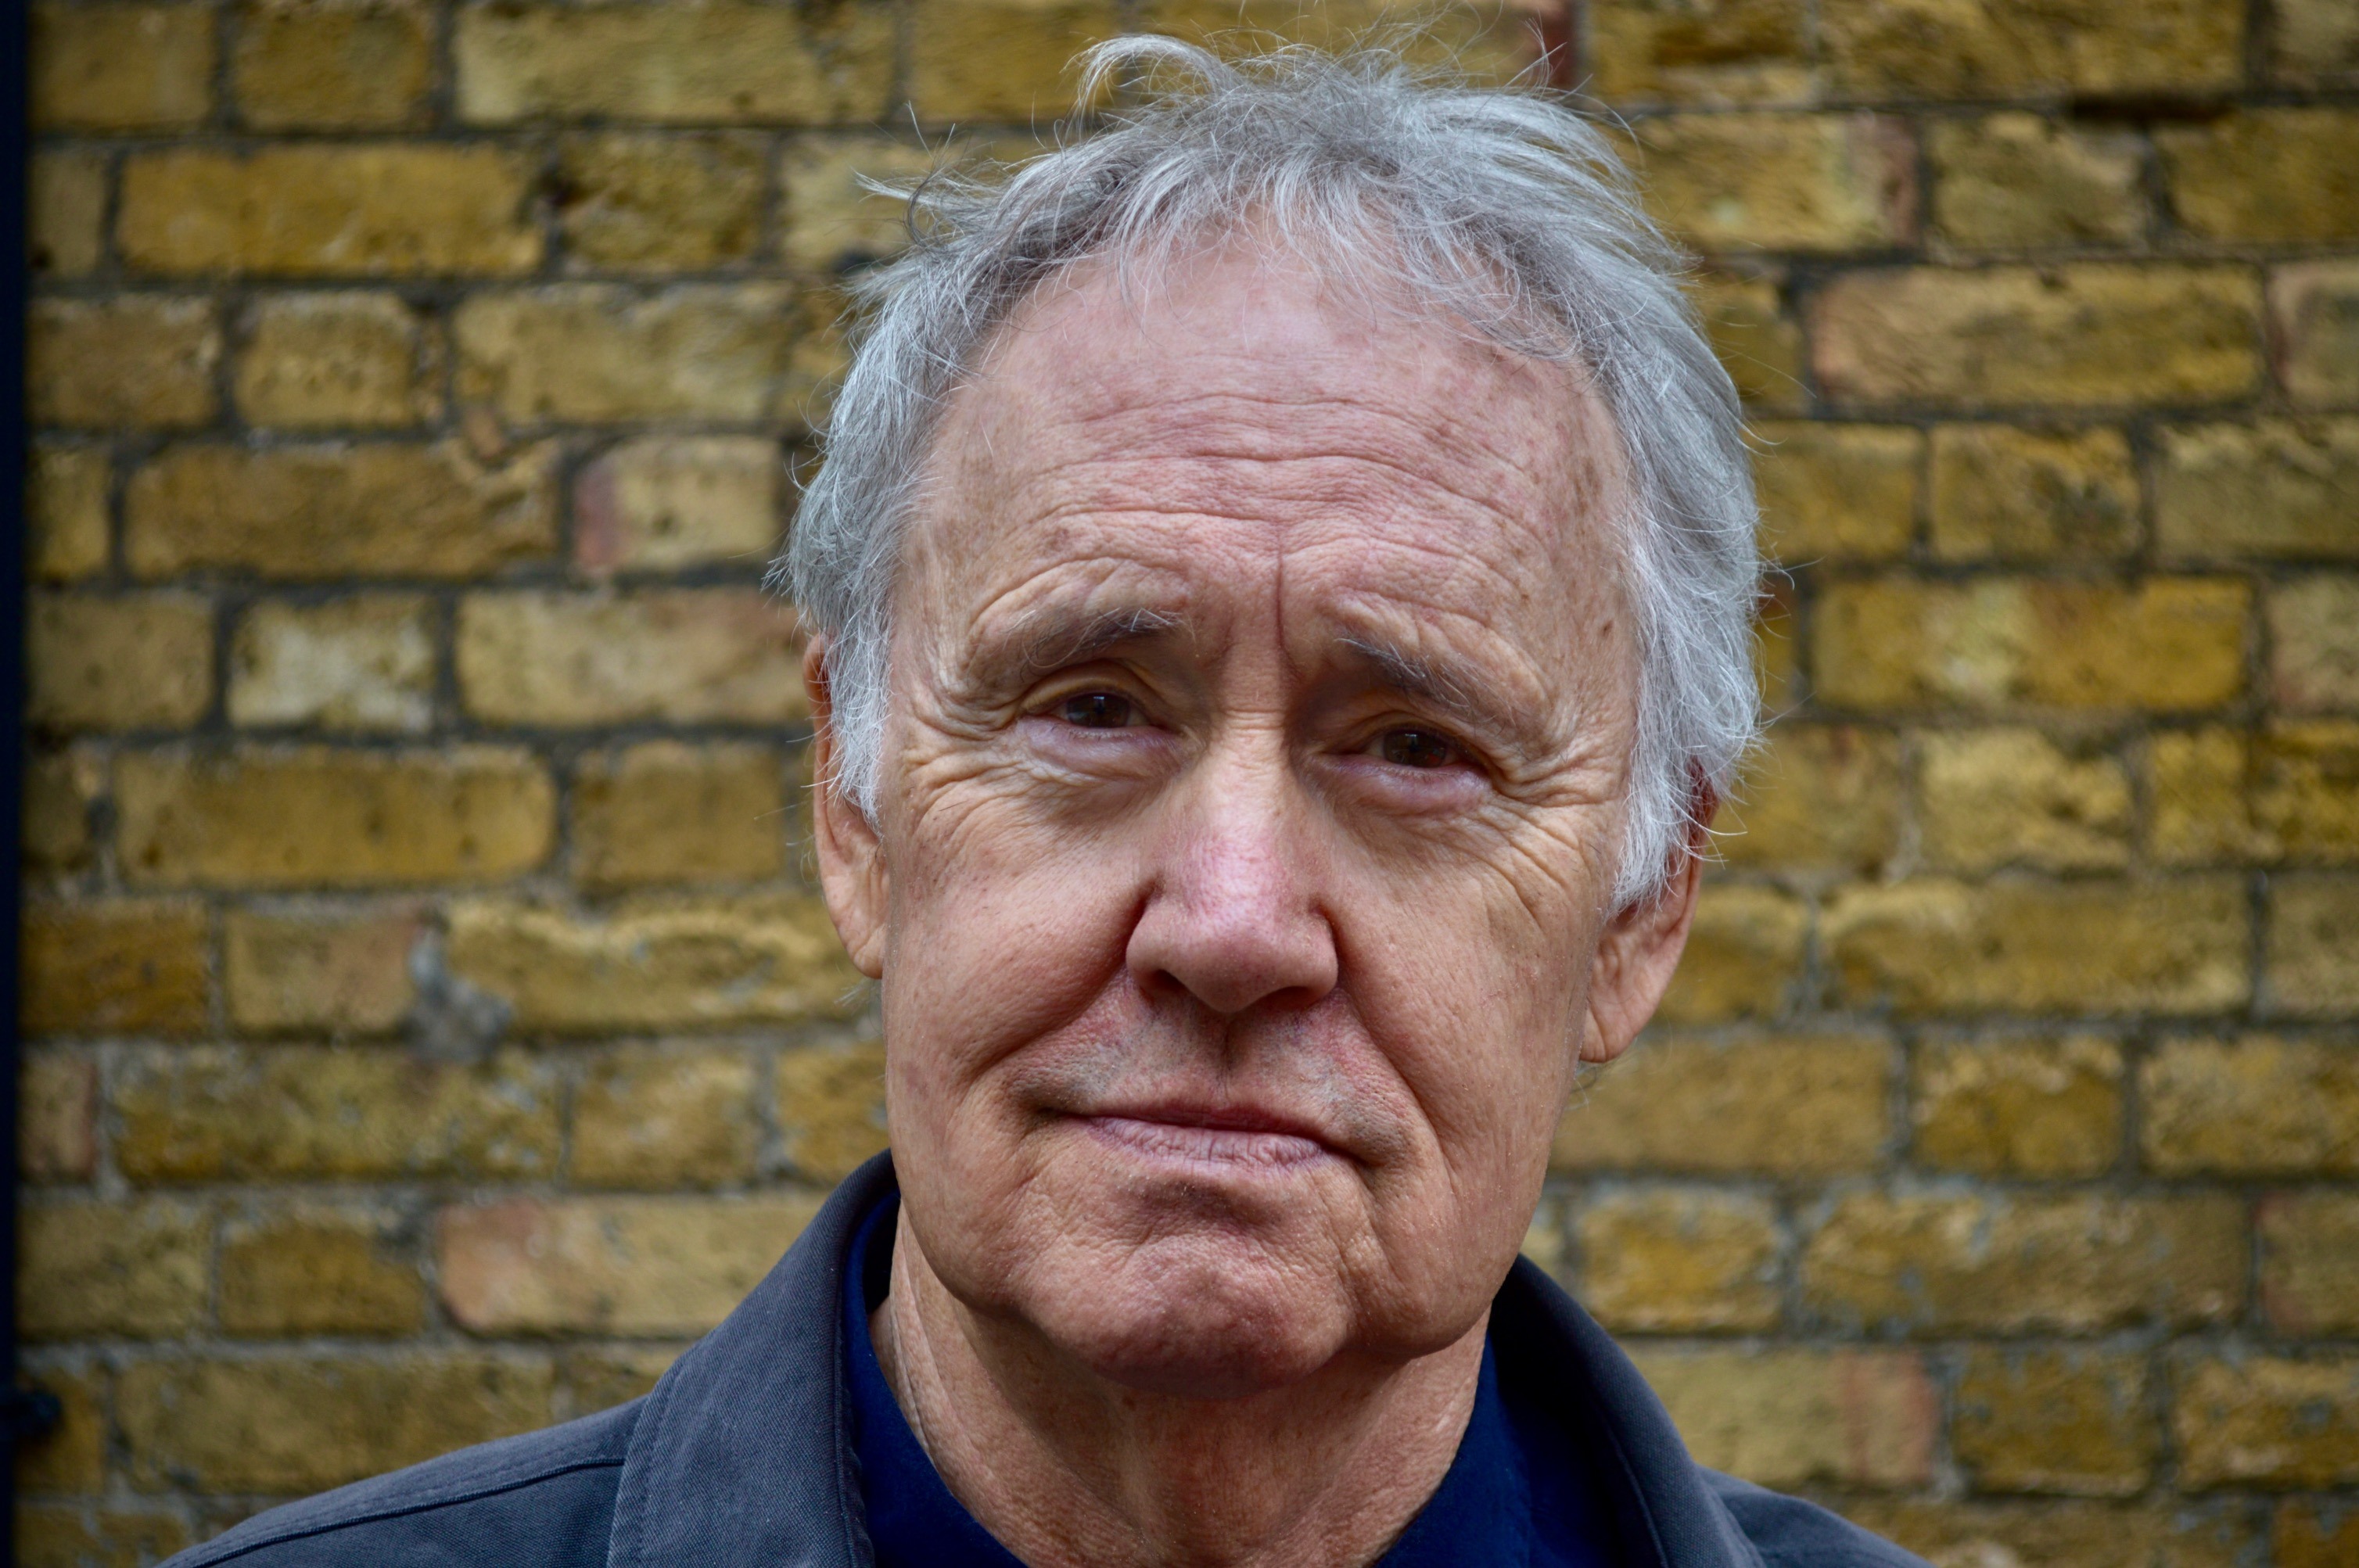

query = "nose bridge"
[1129, 716, 1338, 1017]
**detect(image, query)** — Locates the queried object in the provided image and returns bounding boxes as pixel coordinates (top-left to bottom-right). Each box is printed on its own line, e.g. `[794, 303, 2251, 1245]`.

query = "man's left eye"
[1377, 728, 1460, 769]
[1061, 692, 1138, 728]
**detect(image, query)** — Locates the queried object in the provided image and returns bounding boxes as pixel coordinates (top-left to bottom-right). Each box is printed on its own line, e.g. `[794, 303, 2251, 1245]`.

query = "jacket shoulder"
[1706, 1472, 1934, 1568]
[163, 1398, 641, 1567]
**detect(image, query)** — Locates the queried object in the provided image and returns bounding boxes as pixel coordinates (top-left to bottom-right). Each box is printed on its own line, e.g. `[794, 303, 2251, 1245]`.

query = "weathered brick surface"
[1951, 1347, 2154, 1495]
[114, 1045, 559, 1183]
[1801, 1192, 2244, 1333]
[21, 6, 2359, 1555]
[436, 1196, 820, 1334]
[118, 1355, 555, 1493]
[1627, 1346, 1937, 1488]
[1811, 265, 2262, 410]
[116, 747, 555, 888]
[126, 440, 559, 579]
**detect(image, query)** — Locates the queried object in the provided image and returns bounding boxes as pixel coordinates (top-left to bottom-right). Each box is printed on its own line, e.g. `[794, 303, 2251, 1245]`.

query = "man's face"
[813, 244, 1697, 1398]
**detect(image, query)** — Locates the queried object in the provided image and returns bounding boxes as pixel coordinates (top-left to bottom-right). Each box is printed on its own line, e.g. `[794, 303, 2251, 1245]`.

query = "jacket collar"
[608, 1154, 1758, 1568]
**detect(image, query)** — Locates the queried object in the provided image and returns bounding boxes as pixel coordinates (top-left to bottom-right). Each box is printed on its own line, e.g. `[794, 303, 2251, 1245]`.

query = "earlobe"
[1580, 788, 1716, 1064]
[805, 636, 890, 979]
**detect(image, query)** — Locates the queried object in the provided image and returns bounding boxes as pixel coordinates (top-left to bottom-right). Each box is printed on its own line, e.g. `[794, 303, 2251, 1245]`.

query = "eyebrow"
[1011, 604, 1187, 673]
[1338, 633, 1553, 755]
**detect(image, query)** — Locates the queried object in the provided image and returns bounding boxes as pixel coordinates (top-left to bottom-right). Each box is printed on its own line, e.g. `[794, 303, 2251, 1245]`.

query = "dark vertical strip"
[2, 0, 58, 1560]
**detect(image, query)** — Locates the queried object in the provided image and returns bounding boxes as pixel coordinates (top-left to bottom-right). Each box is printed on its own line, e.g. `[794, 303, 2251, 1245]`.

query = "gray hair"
[782, 35, 1759, 909]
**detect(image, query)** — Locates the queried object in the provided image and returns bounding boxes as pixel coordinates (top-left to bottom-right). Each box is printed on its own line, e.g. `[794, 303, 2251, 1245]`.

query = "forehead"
[903, 242, 1630, 661]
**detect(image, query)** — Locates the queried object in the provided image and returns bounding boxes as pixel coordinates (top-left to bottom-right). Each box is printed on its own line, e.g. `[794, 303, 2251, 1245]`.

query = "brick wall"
[16, 0, 2357, 1562]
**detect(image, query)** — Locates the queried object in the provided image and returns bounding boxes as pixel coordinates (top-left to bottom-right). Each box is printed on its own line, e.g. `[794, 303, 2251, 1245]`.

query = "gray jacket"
[165, 1156, 1928, 1568]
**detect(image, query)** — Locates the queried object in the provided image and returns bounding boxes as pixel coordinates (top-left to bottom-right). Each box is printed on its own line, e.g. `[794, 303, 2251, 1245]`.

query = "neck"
[871, 1209, 1487, 1568]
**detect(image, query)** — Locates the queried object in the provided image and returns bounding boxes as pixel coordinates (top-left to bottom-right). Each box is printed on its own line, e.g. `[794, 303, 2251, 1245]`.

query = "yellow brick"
[224, 905, 422, 1035]
[229, 594, 436, 734]
[1811, 264, 2262, 410]
[2279, 1501, 2359, 1568]
[220, 1207, 425, 1337]
[1653, 882, 1806, 1023]
[1843, 1498, 2253, 1568]
[22, 750, 100, 880]
[2272, 261, 2359, 407]
[560, 1345, 686, 1417]
[1717, 723, 1901, 872]
[2159, 109, 2359, 245]
[1953, 1348, 2154, 1496]
[115, 746, 555, 889]
[1754, 574, 1802, 715]
[13, 1366, 106, 1491]
[234, 292, 440, 428]
[2174, 1355, 2359, 1488]
[1553, 1032, 1891, 1175]
[118, 1355, 553, 1494]
[26, 444, 110, 583]
[114, 1044, 559, 1182]
[557, 133, 766, 271]
[1803, 1192, 2242, 1333]
[1917, 728, 2132, 872]
[20, 900, 210, 1037]
[775, 1039, 890, 1182]
[1574, 1189, 1781, 1333]
[2149, 727, 2266, 865]
[1621, 112, 1916, 255]
[2156, 418, 2359, 562]
[25, 296, 219, 429]
[20, 1050, 98, 1183]
[1820, 0, 2243, 98]
[571, 1045, 759, 1187]
[1929, 113, 2146, 248]
[2271, 575, 2359, 712]
[1521, 1195, 1567, 1281]
[1912, 1035, 2124, 1177]
[31, 2, 215, 131]
[454, 285, 821, 424]
[1823, 876, 2249, 1017]
[2270, 873, 2359, 1016]
[1817, 577, 2247, 713]
[2254, 721, 2359, 863]
[233, 0, 433, 130]
[1625, 1347, 1936, 1488]
[455, 1, 895, 124]
[2261, 1193, 2359, 1334]
[18, 1200, 210, 1340]
[27, 593, 214, 734]
[436, 1196, 820, 1335]
[458, 590, 805, 727]
[29, 150, 107, 279]
[575, 436, 783, 575]
[118, 146, 543, 277]
[445, 895, 865, 1033]
[779, 135, 946, 276]
[1750, 422, 1919, 564]
[1585, 0, 1813, 106]
[903, 0, 1122, 122]
[15, 1503, 190, 1567]
[126, 440, 558, 579]
[1929, 425, 2138, 562]
[1693, 272, 1807, 412]
[573, 741, 787, 889]
[2142, 1035, 2359, 1176]
[2274, 0, 2359, 83]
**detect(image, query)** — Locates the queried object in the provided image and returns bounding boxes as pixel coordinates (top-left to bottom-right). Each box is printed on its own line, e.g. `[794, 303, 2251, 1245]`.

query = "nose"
[1125, 748, 1340, 1018]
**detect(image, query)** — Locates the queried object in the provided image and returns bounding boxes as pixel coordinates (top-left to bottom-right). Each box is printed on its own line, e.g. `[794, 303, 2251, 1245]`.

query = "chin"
[1027, 1240, 1355, 1400]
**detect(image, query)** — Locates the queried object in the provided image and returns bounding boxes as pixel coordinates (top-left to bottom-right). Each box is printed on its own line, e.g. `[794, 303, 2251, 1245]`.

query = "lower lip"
[1082, 1115, 1330, 1171]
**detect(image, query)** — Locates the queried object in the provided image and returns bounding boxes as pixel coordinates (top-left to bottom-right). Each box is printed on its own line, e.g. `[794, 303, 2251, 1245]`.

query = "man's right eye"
[1060, 692, 1137, 728]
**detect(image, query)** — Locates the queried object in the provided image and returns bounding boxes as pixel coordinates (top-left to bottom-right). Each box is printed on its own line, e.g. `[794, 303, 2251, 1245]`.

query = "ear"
[1578, 781, 1717, 1065]
[805, 634, 889, 979]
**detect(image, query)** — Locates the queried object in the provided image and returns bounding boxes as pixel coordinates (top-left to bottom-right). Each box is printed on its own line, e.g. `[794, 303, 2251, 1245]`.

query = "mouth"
[1076, 1103, 1337, 1171]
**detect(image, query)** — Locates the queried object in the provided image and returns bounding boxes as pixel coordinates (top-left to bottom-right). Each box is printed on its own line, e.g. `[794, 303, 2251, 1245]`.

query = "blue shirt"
[843, 1195, 1618, 1567]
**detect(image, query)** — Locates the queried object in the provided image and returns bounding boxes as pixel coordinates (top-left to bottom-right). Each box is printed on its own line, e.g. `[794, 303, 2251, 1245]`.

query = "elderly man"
[167, 38, 1925, 1568]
